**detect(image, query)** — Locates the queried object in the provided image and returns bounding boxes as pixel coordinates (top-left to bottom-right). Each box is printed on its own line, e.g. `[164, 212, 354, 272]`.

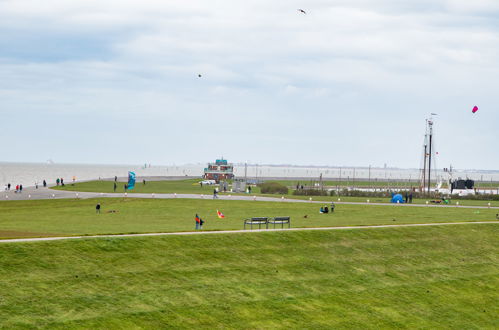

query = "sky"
[1, 0, 498, 169]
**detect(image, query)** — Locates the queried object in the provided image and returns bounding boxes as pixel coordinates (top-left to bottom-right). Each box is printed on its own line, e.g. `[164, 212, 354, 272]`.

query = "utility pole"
[427, 118, 433, 194]
[244, 161, 248, 183]
[368, 165, 371, 190]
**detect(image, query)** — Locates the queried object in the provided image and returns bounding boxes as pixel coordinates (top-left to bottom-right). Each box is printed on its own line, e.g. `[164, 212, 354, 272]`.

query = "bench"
[244, 217, 269, 230]
[268, 216, 291, 229]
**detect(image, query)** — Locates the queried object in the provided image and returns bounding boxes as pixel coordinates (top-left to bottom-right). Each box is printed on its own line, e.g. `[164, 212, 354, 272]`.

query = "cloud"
[0, 0, 498, 168]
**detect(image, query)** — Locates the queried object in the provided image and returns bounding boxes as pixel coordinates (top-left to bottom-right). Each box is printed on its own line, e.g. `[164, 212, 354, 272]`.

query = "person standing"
[248, 185, 252, 194]
[19, 184, 23, 193]
[330, 202, 335, 213]
[35, 181, 38, 189]
[404, 191, 409, 203]
[43, 180, 47, 188]
[114, 176, 118, 182]
[124, 184, 128, 192]
[213, 188, 218, 199]
[61, 178, 64, 186]
[143, 179, 146, 185]
[7, 183, 10, 190]
[409, 191, 413, 203]
[56, 178, 60, 186]
[113, 182, 117, 192]
[96, 203, 101, 214]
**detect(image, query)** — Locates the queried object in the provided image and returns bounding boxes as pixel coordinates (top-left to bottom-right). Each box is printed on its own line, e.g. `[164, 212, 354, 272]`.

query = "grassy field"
[0, 224, 497, 328]
[0, 198, 497, 239]
[52, 179, 499, 207]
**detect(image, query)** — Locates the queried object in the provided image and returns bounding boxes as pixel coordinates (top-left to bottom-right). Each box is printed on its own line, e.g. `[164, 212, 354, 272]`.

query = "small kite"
[472, 106, 478, 113]
[217, 210, 225, 219]
[198, 74, 202, 78]
[298, 9, 306, 14]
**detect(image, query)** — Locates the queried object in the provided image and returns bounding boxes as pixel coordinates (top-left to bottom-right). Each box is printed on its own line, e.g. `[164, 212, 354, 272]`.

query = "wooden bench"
[244, 217, 269, 230]
[268, 216, 291, 229]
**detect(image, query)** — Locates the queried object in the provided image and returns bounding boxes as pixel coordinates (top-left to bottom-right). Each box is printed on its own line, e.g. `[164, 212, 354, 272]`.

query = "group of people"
[55, 178, 65, 186]
[404, 191, 414, 203]
[320, 202, 335, 214]
[5, 184, 24, 193]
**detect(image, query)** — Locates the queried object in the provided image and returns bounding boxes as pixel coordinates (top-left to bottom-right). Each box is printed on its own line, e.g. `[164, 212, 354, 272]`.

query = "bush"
[293, 189, 329, 196]
[258, 182, 288, 195]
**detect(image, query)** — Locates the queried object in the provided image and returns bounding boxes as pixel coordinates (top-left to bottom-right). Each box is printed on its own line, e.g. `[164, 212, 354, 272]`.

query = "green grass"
[52, 179, 499, 207]
[0, 224, 497, 328]
[0, 198, 497, 239]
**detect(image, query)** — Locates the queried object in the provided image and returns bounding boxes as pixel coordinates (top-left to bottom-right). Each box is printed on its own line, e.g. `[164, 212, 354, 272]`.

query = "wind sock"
[472, 106, 478, 113]
[127, 171, 136, 190]
[217, 210, 225, 219]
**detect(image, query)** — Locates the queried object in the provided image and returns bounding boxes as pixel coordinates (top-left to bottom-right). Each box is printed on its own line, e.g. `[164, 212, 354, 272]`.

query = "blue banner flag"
[127, 171, 136, 190]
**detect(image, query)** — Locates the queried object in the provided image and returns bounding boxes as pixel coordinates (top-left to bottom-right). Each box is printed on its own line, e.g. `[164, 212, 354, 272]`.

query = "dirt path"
[1, 221, 497, 244]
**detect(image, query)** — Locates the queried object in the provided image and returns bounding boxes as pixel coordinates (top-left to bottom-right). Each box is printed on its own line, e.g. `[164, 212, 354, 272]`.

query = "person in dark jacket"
[96, 203, 101, 214]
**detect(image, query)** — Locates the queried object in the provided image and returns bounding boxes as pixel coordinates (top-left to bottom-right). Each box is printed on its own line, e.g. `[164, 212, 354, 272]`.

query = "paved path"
[1, 221, 498, 244]
[2, 186, 498, 210]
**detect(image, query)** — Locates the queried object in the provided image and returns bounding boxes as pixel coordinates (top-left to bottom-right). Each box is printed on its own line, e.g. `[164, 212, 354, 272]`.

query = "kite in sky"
[298, 9, 306, 14]
[198, 74, 202, 78]
[472, 106, 478, 113]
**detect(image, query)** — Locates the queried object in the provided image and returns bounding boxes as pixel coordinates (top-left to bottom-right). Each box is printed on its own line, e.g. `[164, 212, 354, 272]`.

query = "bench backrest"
[273, 217, 290, 221]
[250, 217, 268, 222]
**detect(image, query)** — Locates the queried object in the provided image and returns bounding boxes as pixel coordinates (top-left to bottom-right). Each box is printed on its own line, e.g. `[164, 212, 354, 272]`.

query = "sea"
[1, 162, 499, 189]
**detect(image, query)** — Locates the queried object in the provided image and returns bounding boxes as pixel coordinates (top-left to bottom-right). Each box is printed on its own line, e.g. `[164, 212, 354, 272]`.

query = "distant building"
[203, 158, 234, 182]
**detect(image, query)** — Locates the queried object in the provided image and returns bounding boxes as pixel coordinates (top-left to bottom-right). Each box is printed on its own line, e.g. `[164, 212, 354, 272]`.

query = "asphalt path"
[1, 221, 498, 244]
[2, 186, 498, 210]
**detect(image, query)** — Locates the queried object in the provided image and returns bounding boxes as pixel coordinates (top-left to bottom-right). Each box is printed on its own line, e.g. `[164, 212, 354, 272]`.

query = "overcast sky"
[1, 0, 498, 169]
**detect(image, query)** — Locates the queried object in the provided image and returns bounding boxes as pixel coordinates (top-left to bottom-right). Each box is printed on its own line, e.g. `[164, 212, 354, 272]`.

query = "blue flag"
[127, 171, 136, 190]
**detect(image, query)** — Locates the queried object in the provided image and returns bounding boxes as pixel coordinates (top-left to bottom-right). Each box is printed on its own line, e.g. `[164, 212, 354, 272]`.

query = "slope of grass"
[0, 198, 497, 239]
[0, 224, 497, 328]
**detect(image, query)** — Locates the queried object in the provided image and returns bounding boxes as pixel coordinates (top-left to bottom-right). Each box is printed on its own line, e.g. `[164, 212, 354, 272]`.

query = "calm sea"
[1, 162, 498, 188]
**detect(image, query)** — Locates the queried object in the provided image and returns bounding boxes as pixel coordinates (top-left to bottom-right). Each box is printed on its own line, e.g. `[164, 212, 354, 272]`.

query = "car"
[200, 180, 216, 185]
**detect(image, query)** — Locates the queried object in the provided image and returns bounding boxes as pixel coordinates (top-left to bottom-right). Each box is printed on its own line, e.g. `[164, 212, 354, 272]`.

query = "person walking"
[15, 185, 19, 193]
[61, 178, 64, 186]
[114, 176, 117, 182]
[7, 183, 10, 190]
[43, 180, 47, 188]
[96, 203, 101, 214]
[19, 184, 23, 193]
[56, 178, 60, 186]
[330, 202, 335, 213]
[143, 179, 146, 185]
[213, 188, 218, 199]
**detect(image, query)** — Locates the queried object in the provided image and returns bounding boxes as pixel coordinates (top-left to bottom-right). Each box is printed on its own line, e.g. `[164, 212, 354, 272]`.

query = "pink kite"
[472, 106, 478, 113]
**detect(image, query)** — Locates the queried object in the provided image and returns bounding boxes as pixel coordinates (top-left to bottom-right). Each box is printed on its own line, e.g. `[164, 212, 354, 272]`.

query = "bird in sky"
[298, 9, 306, 14]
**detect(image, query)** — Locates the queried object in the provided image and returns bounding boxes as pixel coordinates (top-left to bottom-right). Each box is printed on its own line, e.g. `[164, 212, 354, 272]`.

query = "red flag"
[472, 106, 478, 113]
[217, 210, 225, 219]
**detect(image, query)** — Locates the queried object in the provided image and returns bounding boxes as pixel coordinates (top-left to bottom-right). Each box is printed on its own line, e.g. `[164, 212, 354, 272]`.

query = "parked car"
[200, 180, 216, 185]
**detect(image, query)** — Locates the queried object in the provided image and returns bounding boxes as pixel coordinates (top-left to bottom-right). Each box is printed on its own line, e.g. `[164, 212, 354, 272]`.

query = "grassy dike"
[0, 198, 497, 239]
[52, 179, 499, 207]
[0, 224, 498, 328]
